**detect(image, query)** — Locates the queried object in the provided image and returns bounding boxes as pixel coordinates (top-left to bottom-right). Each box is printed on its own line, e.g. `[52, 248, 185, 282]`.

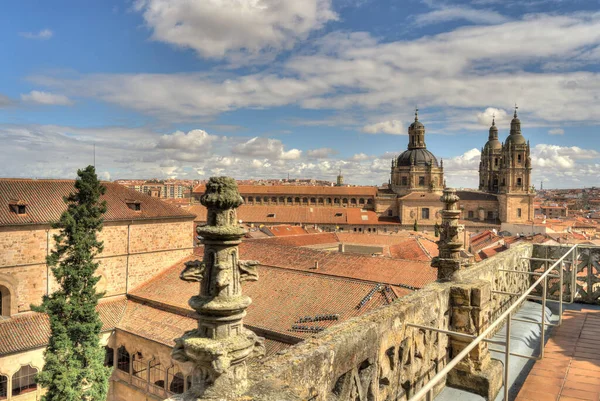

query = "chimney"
[338, 243, 345, 253]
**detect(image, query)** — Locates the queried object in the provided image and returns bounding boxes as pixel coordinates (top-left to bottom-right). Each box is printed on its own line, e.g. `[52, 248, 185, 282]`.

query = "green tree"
[413, 219, 419, 232]
[32, 166, 110, 401]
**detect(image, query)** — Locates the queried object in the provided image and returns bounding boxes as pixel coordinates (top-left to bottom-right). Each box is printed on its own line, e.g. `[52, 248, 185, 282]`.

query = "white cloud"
[156, 129, 218, 150]
[19, 29, 53, 40]
[362, 120, 404, 135]
[351, 153, 370, 161]
[306, 147, 336, 158]
[548, 128, 565, 135]
[414, 5, 508, 26]
[476, 107, 509, 126]
[134, 0, 337, 64]
[21, 91, 72, 105]
[232, 137, 302, 160]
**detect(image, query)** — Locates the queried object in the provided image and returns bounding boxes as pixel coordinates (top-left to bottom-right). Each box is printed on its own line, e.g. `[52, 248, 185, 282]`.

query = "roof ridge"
[415, 237, 433, 259]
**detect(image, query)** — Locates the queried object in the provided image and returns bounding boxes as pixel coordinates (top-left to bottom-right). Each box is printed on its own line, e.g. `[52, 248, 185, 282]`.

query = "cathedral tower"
[478, 116, 502, 192]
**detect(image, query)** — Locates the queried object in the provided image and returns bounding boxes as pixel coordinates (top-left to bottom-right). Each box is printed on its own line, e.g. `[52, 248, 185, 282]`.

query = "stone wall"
[239, 244, 534, 401]
[0, 218, 194, 313]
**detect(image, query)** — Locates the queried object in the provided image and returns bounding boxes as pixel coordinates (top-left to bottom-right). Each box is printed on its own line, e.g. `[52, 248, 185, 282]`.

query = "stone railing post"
[167, 177, 264, 400]
[447, 280, 502, 400]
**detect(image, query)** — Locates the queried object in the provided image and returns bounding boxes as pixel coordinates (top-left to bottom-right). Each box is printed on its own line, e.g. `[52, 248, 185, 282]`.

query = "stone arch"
[0, 274, 18, 317]
[11, 365, 38, 396]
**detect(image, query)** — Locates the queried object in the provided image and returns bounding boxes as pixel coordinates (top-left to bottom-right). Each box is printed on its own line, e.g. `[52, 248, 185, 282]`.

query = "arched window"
[310, 198, 316, 203]
[367, 199, 373, 205]
[263, 197, 269, 203]
[295, 197, 300, 203]
[12, 365, 37, 396]
[287, 197, 293, 203]
[359, 198, 365, 204]
[334, 198, 340, 204]
[342, 198, 348, 204]
[104, 346, 114, 367]
[278, 197, 285, 203]
[0, 285, 11, 317]
[248, 196, 254, 203]
[117, 346, 130, 373]
[132, 352, 147, 387]
[318, 198, 324, 204]
[302, 197, 308, 204]
[168, 366, 185, 394]
[327, 198, 332, 204]
[350, 198, 357, 205]
[0, 375, 7, 400]
[149, 361, 165, 393]
[517, 178, 522, 186]
[271, 197, 277, 203]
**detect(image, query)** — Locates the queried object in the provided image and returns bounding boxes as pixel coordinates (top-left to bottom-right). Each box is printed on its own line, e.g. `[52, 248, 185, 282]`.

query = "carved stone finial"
[170, 176, 264, 400]
[431, 188, 472, 280]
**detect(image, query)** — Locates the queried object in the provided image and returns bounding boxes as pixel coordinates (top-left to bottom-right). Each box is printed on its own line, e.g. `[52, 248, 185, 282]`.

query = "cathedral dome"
[396, 148, 439, 167]
[505, 133, 527, 145]
[485, 118, 502, 150]
[409, 119, 424, 130]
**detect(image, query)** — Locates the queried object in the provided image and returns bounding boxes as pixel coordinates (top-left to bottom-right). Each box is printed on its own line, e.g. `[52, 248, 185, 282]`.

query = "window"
[517, 178, 522, 186]
[263, 197, 269, 203]
[334, 198, 340, 204]
[248, 196, 254, 202]
[168, 368, 185, 394]
[287, 197, 292, 203]
[487, 211, 494, 220]
[0, 375, 7, 400]
[267, 213, 275, 218]
[295, 197, 300, 203]
[518, 154, 522, 163]
[126, 201, 141, 211]
[327, 198, 332, 204]
[517, 208, 522, 218]
[12, 365, 37, 396]
[17, 205, 26, 214]
[117, 346, 130, 373]
[350, 198, 357, 205]
[419, 176, 425, 186]
[271, 197, 277, 203]
[359, 198, 365, 204]
[422, 208, 430, 219]
[302, 197, 308, 204]
[278, 197, 284, 203]
[149, 361, 165, 390]
[104, 346, 114, 367]
[318, 198, 324, 204]
[310, 198, 316, 203]
[388, 210, 393, 217]
[367, 199, 373, 205]
[342, 198, 348, 204]
[0, 285, 10, 317]
[468, 211, 474, 219]
[494, 158, 499, 166]
[401, 176, 408, 186]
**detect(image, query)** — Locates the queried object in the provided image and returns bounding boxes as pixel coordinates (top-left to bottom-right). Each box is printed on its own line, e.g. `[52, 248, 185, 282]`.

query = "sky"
[1, 0, 599, 189]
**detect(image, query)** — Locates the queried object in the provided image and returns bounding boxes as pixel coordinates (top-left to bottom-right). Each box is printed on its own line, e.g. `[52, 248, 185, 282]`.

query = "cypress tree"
[32, 166, 111, 401]
[413, 219, 419, 232]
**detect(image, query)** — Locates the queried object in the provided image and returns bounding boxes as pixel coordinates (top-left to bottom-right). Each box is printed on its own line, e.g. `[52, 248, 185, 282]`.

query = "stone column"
[446, 281, 503, 400]
[168, 177, 264, 400]
[432, 188, 472, 280]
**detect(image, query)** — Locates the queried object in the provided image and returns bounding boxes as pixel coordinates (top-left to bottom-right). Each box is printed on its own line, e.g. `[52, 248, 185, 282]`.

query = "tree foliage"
[32, 166, 111, 401]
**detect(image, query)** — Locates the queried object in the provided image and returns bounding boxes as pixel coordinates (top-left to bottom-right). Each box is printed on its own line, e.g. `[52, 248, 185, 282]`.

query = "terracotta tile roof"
[0, 297, 127, 355]
[247, 232, 339, 247]
[479, 244, 507, 260]
[0, 179, 195, 226]
[388, 237, 439, 261]
[130, 259, 402, 339]
[262, 225, 309, 236]
[237, 242, 436, 288]
[188, 204, 389, 226]
[193, 184, 378, 197]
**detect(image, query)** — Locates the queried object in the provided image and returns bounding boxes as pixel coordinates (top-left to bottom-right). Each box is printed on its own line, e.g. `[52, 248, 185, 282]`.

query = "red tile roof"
[262, 225, 309, 236]
[130, 258, 401, 339]
[247, 232, 339, 247]
[188, 204, 396, 226]
[0, 179, 195, 226]
[388, 237, 439, 261]
[0, 297, 127, 355]
[237, 242, 436, 288]
[193, 184, 378, 197]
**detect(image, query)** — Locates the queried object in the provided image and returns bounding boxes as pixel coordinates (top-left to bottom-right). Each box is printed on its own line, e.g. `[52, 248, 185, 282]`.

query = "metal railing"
[406, 244, 578, 401]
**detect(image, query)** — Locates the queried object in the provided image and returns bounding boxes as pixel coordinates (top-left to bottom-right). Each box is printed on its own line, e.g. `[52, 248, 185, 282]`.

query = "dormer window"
[9, 200, 27, 215]
[125, 199, 141, 211]
[335, 212, 343, 217]
[267, 213, 275, 218]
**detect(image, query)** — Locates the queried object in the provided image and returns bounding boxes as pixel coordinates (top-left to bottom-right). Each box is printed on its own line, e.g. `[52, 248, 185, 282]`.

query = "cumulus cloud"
[21, 91, 72, 105]
[351, 153, 370, 161]
[134, 0, 337, 64]
[156, 129, 218, 151]
[232, 137, 302, 160]
[19, 29, 53, 40]
[306, 147, 336, 158]
[548, 128, 565, 135]
[533, 144, 599, 170]
[476, 108, 509, 126]
[362, 120, 404, 135]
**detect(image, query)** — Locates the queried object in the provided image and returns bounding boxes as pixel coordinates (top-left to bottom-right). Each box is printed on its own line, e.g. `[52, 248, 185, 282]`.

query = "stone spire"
[169, 177, 264, 400]
[432, 188, 472, 280]
[408, 107, 426, 149]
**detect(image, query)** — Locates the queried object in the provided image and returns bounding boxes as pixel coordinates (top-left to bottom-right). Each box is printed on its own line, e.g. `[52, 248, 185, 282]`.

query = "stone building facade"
[0, 179, 195, 401]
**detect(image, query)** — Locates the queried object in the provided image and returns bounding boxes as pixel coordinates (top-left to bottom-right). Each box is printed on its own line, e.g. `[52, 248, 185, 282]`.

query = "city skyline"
[1, 0, 599, 189]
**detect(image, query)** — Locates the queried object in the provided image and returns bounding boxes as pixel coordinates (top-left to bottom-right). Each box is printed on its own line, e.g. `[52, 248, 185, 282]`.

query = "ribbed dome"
[505, 133, 526, 145]
[409, 119, 424, 130]
[484, 139, 502, 151]
[396, 148, 439, 167]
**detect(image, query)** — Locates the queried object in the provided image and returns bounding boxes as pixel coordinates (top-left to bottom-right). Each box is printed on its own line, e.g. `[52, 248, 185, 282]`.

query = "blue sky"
[1, 0, 599, 188]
